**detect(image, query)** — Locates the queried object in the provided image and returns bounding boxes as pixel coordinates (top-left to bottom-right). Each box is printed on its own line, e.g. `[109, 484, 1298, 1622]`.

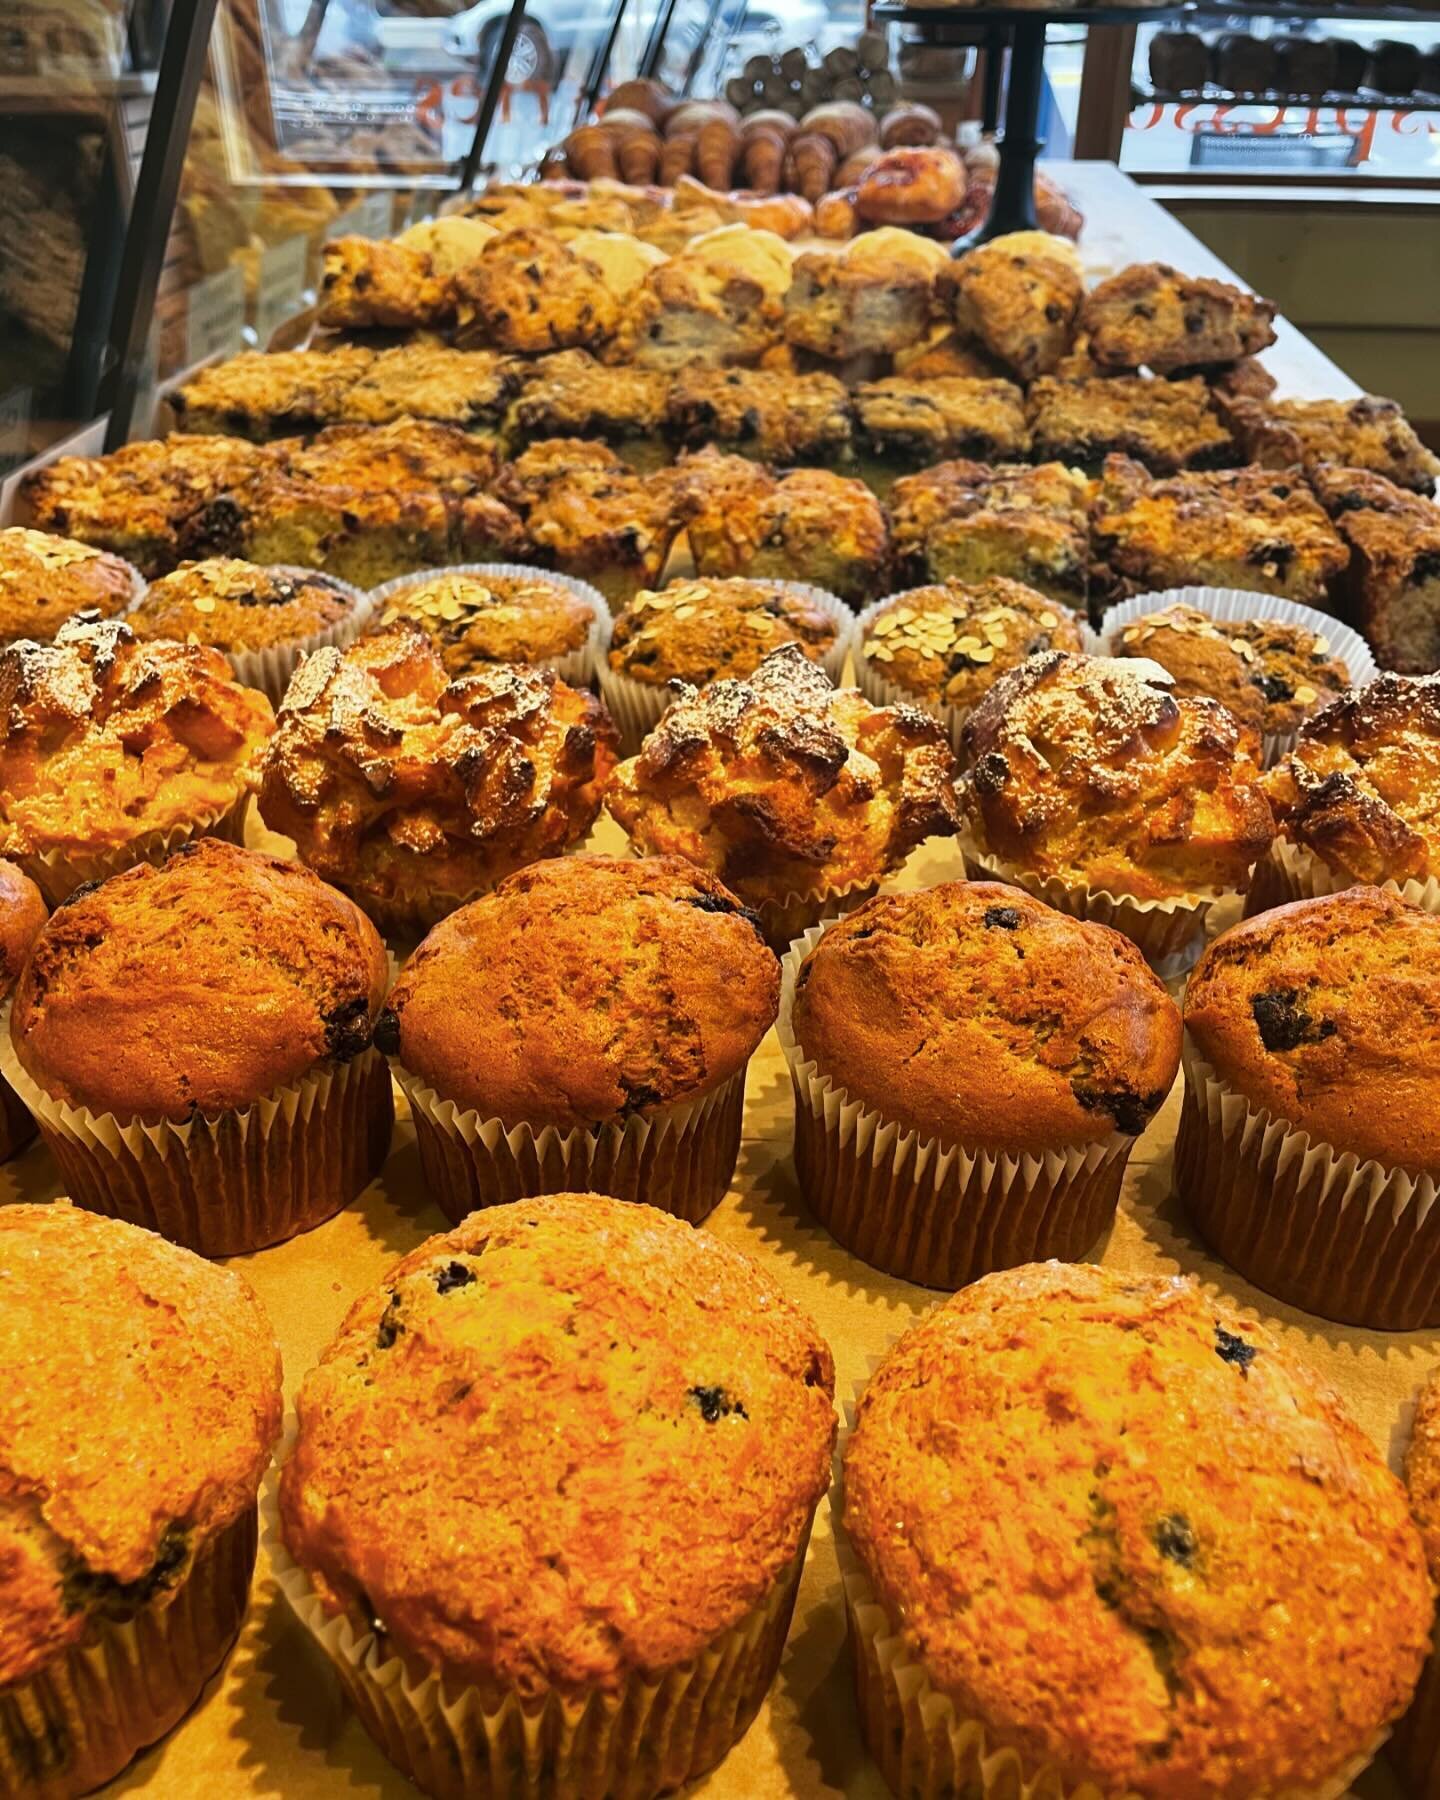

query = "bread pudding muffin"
[782, 884, 1180, 1288]
[782, 229, 948, 363]
[258, 628, 618, 938]
[606, 644, 962, 948]
[610, 223, 792, 370]
[961, 651, 1275, 967]
[843, 1262, 1430, 1800]
[1396, 1369, 1440, 1797]
[0, 616, 274, 903]
[0, 526, 142, 643]
[0, 858, 46, 1162]
[367, 564, 606, 687]
[276, 1193, 835, 1800]
[379, 855, 777, 1222]
[1180, 887, 1440, 1326]
[4, 840, 393, 1255]
[0, 1203, 282, 1797]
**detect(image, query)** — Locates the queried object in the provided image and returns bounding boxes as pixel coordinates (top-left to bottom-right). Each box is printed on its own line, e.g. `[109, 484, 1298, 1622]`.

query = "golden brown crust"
[170, 346, 377, 440]
[794, 882, 1180, 1151]
[606, 643, 961, 905]
[370, 570, 594, 676]
[844, 1261, 1432, 1799]
[257, 629, 617, 931]
[318, 237, 452, 332]
[0, 859, 45, 1000]
[381, 855, 777, 1125]
[279, 1193, 835, 1697]
[336, 344, 520, 432]
[940, 232, 1084, 382]
[1027, 375, 1236, 476]
[861, 576, 1082, 711]
[1186, 887, 1440, 1167]
[453, 228, 622, 353]
[611, 225, 792, 369]
[853, 376, 1029, 464]
[663, 366, 852, 464]
[1406, 1365, 1440, 1581]
[782, 231, 946, 361]
[0, 527, 139, 642]
[608, 576, 837, 687]
[962, 652, 1275, 898]
[1079, 261, 1278, 374]
[0, 1203, 282, 1688]
[1308, 466, 1440, 674]
[509, 349, 668, 445]
[1224, 394, 1440, 493]
[129, 557, 358, 653]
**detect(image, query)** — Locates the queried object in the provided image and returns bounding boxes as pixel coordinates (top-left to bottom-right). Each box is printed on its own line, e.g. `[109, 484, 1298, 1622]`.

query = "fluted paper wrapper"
[1096, 586, 1376, 767]
[393, 1060, 746, 1226]
[1391, 1648, 1440, 1800]
[11, 788, 251, 908]
[778, 924, 1133, 1288]
[1175, 1035, 1440, 1330]
[598, 582, 851, 753]
[0, 1010, 393, 1258]
[0, 1507, 257, 1800]
[221, 566, 375, 705]
[267, 1483, 810, 1800]
[1246, 834, 1440, 919]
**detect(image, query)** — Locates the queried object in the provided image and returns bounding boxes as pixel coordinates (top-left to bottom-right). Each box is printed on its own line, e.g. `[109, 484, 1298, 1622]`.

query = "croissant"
[836, 143, 883, 185]
[782, 130, 837, 202]
[696, 117, 741, 190]
[814, 187, 860, 239]
[664, 98, 738, 138]
[617, 127, 661, 185]
[799, 100, 877, 160]
[742, 123, 788, 195]
[565, 125, 618, 181]
[880, 102, 943, 149]
[660, 132, 698, 186]
[740, 108, 797, 142]
[596, 107, 658, 138]
[603, 77, 673, 126]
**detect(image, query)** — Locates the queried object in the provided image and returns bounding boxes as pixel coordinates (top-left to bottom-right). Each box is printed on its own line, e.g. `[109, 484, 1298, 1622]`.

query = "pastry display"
[1025, 373, 1236, 474]
[1310, 464, 1440, 672]
[852, 374, 1030, 471]
[940, 231, 1084, 383]
[1220, 392, 1440, 492]
[366, 566, 601, 684]
[662, 365, 852, 466]
[1080, 261, 1278, 374]
[0, 525, 141, 643]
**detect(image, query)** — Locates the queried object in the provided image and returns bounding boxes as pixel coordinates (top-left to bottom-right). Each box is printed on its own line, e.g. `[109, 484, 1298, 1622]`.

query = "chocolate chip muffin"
[5, 840, 393, 1256]
[379, 855, 777, 1222]
[1180, 887, 1440, 1326]
[257, 628, 618, 938]
[0, 1202, 282, 1796]
[277, 1194, 835, 1800]
[0, 527, 141, 643]
[1395, 1368, 1440, 1797]
[843, 1262, 1431, 1800]
[960, 651, 1275, 967]
[605, 644, 963, 948]
[783, 883, 1180, 1287]
[858, 576, 1084, 748]
[366, 566, 603, 685]
[0, 858, 45, 1163]
[0, 616, 274, 903]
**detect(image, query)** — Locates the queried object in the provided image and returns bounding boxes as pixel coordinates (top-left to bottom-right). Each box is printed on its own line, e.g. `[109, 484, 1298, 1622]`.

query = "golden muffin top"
[0, 526, 139, 642]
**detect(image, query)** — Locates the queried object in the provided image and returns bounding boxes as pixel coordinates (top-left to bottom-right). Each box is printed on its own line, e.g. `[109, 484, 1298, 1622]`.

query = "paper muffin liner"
[393, 1059, 746, 1226]
[777, 923, 1133, 1288]
[368, 563, 612, 691]
[1175, 1035, 1440, 1330]
[0, 1506, 257, 1800]
[11, 787, 251, 908]
[598, 581, 851, 753]
[1245, 833, 1440, 920]
[1095, 586, 1376, 767]
[1390, 1645, 1440, 1799]
[266, 1479, 811, 1800]
[219, 566, 375, 706]
[0, 1008, 394, 1257]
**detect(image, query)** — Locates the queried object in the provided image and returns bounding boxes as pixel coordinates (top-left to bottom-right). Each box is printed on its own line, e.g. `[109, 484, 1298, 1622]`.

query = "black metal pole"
[639, 0, 681, 81]
[101, 0, 222, 449]
[956, 13, 1045, 252]
[980, 25, 1007, 134]
[62, 131, 128, 421]
[458, 0, 529, 192]
[576, 0, 631, 126]
[681, 0, 730, 96]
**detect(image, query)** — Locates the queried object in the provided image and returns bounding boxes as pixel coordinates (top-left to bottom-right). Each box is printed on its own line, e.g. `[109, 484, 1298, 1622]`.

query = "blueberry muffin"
[1180, 887, 1440, 1326]
[379, 855, 777, 1221]
[784, 883, 1180, 1287]
[0, 526, 140, 643]
[277, 1193, 835, 1800]
[0, 857, 45, 1162]
[0, 1203, 282, 1797]
[843, 1261, 1430, 1800]
[368, 567, 601, 684]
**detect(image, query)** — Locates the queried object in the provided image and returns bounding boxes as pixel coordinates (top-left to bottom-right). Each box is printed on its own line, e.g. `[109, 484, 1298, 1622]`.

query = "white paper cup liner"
[598, 581, 851, 753]
[367, 563, 612, 692]
[0, 1005, 394, 1258]
[1175, 1034, 1440, 1330]
[216, 566, 375, 706]
[265, 1475, 812, 1800]
[776, 923, 1135, 1288]
[393, 1059, 746, 1226]
[0, 1507, 257, 1799]
[7, 788, 252, 908]
[1095, 586, 1376, 767]
[1246, 835, 1440, 920]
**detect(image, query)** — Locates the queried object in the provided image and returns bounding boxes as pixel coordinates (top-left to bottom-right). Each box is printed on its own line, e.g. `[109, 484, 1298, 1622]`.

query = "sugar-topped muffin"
[0, 526, 140, 643]
[0, 616, 274, 901]
[368, 568, 597, 679]
[278, 1194, 835, 1797]
[0, 1203, 282, 1794]
[127, 556, 359, 654]
[608, 577, 839, 687]
[258, 628, 618, 936]
[843, 1262, 1430, 1799]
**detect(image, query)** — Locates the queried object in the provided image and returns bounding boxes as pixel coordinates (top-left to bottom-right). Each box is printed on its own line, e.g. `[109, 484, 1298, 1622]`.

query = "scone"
[318, 236, 452, 331]
[611, 223, 793, 369]
[367, 566, 603, 685]
[939, 230, 1084, 382]
[451, 227, 622, 354]
[606, 642, 961, 947]
[170, 345, 376, 440]
[0, 526, 140, 643]
[852, 375, 1030, 472]
[257, 627, 618, 937]
[1309, 464, 1440, 672]
[662, 366, 853, 467]
[1080, 261, 1278, 373]
[506, 350, 670, 467]
[1026, 374, 1236, 475]
[783, 228, 948, 362]
[1223, 392, 1440, 493]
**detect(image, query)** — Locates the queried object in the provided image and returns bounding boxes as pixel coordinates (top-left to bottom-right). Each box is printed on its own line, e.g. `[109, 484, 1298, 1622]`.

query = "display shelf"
[1134, 83, 1440, 105]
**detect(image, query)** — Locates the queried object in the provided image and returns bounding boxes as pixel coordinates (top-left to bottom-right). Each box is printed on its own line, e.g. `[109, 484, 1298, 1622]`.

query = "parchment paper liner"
[1095, 585, 1376, 767]
[392, 1060, 746, 1226]
[777, 923, 1134, 1289]
[0, 1507, 257, 1799]
[598, 581, 851, 752]
[1390, 1645, 1440, 1799]
[194, 565, 375, 706]
[1175, 1034, 1440, 1330]
[11, 787, 251, 908]
[1246, 834, 1440, 918]
[368, 563, 612, 692]
[265, 1477, 812, 1800]
[0, 1007, 393, 1258]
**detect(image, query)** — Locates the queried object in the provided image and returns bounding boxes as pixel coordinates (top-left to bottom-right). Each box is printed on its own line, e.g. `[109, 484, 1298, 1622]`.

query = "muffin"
[0, 1204, 282, 1797]
[1180, 887, 1440, 1327]
[857, 576, 1084, 749]
[0, 526, 141, 642]
[365, 565, 606, 686]
[782, 884, 1180, 1288]
[379, 855, 777, 1222]
[2, 840, 393, 1256]
[601, 575, 849, 747]
[257, 628, 618, 938]
[606, 644, 963, 949]
[960, 651, 1275, 968]
[125, 556, 369, 704]
[1396, 1368, 1440, 1797]
[842, 1261, 1431, 1800]
[0, 858, 46, 1162]
[0, 616, 274, 904]
[276, 1194, 835, 1800]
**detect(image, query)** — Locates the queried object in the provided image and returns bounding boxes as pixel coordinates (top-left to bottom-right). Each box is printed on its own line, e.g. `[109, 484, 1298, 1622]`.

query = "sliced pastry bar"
[852, 376, 1030, 482]
[663, 366, 853, 468]
[1026, 374, 1236, 475]
[334, 343, 521, 440]
[1222, 393, 1440, 493]
[1309, 464, 1440, 672]
[170, 346, 376, 441]
[508, 350, 671, 468]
